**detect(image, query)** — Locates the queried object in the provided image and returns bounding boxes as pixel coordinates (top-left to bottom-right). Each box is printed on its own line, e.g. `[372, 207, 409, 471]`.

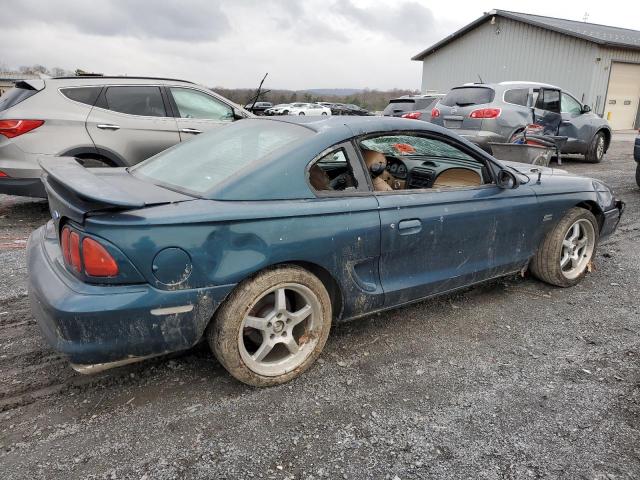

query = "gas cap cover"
[152, 247, 192, 285]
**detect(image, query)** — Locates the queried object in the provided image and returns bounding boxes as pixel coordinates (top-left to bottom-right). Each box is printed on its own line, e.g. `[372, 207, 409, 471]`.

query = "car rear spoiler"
[40, 157, 146, 207]
[16, 79, 45, 91]
[39, 157, 192, 224]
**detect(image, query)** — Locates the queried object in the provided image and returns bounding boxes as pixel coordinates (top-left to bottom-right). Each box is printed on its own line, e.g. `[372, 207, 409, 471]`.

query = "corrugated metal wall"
[420, 17, 603, 108]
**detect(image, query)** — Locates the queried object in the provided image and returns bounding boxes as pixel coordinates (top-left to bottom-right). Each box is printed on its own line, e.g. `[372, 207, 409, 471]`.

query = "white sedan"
[287, 103, 332, 116]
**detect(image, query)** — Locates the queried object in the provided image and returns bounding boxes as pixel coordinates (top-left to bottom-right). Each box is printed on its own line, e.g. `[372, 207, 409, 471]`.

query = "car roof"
[456, 81, 559, 90]
[45, 76, 197, 86]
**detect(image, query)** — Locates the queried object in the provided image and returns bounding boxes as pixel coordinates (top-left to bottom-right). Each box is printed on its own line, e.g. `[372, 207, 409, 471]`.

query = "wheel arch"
[279, 261, 344, 320]
[575, 200, 604, 230]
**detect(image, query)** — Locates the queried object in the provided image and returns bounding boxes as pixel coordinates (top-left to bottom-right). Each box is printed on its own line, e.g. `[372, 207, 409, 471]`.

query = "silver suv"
[0, 76, 250, 197]
[430, 82, 612, 162]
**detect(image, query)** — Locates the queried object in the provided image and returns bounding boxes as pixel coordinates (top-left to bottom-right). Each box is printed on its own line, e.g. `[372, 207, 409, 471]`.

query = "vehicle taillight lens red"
[401, 112, 422, 120]
[69, 232, 82, 272]
[431, 108, 441, 118]
[0, 170, 8, 177]
[469, 108, 501, 119]
[61, 227, 71, 264]
[82, 237, 119, 277]
[0, 120, 44, 139]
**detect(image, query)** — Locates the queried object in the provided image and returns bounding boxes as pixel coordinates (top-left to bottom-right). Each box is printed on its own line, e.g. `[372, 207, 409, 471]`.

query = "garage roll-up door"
[604, 62, 640, 130]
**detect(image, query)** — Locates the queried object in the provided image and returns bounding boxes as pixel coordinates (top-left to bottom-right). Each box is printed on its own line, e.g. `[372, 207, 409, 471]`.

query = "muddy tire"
[585, 131, 606, 163]
[636, 163, 640, 188]
[208, 265, 332, 386]
[530, 207, 599, 287]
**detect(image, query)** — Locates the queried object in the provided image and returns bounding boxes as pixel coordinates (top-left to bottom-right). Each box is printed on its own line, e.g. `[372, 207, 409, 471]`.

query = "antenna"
[477, 74, 484, 84]
[582, 12, 589, 22]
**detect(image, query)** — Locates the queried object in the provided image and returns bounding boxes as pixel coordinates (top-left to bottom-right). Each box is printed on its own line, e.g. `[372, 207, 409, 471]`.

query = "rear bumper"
[27, 223, 235, 367]
[600, 200, 624, 240]
[0, 146, 46, 197]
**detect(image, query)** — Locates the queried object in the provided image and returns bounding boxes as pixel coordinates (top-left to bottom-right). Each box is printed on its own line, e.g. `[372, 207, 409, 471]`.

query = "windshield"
[132, 120, 313, 195]
[360, 134, 474, 162]
[441, 87, 495, 107]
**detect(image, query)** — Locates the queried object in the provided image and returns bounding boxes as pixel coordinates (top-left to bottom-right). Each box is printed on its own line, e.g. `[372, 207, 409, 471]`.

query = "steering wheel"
[329, 173, 353, 190]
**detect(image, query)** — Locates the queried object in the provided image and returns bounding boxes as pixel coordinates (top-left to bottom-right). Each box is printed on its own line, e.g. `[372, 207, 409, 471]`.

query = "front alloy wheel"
[530, 207, 599, 287]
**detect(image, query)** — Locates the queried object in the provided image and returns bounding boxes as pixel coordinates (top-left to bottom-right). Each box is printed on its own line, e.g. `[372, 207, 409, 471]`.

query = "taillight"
[401, 112, 422, 120]
[69, 232, 82, 272]
[469, 108, 501, 119]
[431, 108, 441, 118]
[0, 120, 44, 139]
[82, 237, 119, 277]
[61, 227, 71, 264]
[0, 170, 8, 177]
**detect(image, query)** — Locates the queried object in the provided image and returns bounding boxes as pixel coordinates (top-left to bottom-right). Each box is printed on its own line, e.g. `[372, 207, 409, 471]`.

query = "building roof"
[412, 9, 640, 61]
[0, 72, 41, 81]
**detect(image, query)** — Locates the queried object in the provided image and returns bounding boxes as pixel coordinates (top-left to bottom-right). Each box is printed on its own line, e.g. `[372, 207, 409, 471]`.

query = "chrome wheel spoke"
[244, 315, 268, 331]
[274, 288, 287, 312]
[288, 304, 312, 327]
[568, 224, 580, 242]
[284, 337, 300, 354]
[560, 252, 571, 268]
[252, 340, 273, 362]
[562, 239, 573, 248]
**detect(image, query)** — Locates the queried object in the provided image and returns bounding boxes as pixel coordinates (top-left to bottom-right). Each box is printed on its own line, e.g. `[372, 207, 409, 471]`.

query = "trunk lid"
[40, 157, 193, 229]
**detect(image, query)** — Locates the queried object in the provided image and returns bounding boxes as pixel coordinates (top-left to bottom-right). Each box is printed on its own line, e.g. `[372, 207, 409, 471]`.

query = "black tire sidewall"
[586, 132, 605, 163]
[208, 266, 332, 386]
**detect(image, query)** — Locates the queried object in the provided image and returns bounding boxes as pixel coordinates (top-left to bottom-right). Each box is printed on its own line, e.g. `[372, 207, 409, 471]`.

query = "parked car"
[286, 103, 331, 116]
[0, 76, 251, 198]
[635, 131, 640, 187]
[264, 103, 291, 116]
[244, 101, 273, 115]
[28, 116, 623, 386]
[430, 82, 611, 162]
[330, 103, 371, 116]
[383, 94, 444, 117]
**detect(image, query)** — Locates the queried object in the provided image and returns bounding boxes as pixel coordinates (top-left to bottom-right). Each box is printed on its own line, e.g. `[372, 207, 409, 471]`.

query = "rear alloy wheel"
[585, 132, 606, 163]
[208, 266, 332, 386]
[530, 207, 599, 287]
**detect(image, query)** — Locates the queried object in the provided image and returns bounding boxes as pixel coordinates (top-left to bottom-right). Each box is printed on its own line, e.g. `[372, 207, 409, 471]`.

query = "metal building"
[412, 10, 640, 130]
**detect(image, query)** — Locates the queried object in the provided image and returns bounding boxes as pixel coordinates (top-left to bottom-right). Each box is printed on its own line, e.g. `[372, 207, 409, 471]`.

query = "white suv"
[0, 76, 250, 197]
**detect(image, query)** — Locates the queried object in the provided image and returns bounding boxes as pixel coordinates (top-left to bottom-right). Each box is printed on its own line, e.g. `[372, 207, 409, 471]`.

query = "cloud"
[0, 0, 231, 42]
[334, 0, 439, 43]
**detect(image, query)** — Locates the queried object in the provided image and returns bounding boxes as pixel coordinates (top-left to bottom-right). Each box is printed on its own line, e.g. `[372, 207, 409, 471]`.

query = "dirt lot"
[1, 134, 638, 479]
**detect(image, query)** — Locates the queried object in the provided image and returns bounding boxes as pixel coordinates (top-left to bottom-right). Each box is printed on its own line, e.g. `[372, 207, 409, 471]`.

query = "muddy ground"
[1, 134, 638, 479]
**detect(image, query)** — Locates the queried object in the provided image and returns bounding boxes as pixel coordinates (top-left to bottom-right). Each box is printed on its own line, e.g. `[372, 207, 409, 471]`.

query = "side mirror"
[582, 105, 592, 114]
[497, 169, 520, 189]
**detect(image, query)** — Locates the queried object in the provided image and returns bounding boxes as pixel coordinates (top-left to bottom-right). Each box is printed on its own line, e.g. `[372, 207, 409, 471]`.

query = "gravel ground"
[0, 134, 638, 479]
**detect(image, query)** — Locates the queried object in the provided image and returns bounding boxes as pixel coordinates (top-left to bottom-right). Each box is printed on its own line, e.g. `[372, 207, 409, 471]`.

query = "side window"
[504, 88, 529, 106]
[60, 87, 102, 106]
[359, 134, 490, 192]
[535, 89, 561, 113]
[561, 93, 582, 115]
[308, 149, 358, 193]
[170, 87, 233, 121]
[103, 86, 166, 117]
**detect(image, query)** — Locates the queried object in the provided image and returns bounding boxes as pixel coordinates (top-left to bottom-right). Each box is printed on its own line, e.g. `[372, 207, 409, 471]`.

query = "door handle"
[397, 219, 422, 235]
[180, 128, 202, 134]
[96, 124, 120, 130]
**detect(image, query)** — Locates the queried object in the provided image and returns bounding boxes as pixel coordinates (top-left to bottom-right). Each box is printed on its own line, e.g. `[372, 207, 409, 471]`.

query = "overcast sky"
[1, 0, 638, 90]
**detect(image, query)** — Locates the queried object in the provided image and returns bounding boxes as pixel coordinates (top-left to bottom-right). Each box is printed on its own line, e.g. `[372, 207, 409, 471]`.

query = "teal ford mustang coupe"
[27, 116, 623, 385]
